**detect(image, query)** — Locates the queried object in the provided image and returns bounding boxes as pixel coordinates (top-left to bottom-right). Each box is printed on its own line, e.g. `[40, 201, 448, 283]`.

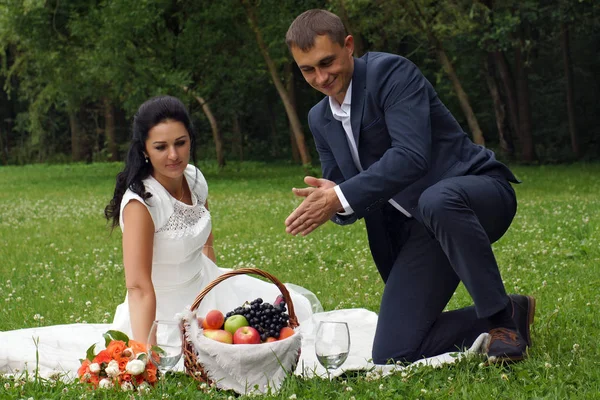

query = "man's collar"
[329, 81, 353, 115]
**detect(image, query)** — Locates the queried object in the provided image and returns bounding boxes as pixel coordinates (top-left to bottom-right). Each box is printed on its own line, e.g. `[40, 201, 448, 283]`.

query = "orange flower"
[136, 374, 146, 386]
[128, 339, 147, 355]
[93, 349, 112, 365]
[117, 356, 128, 371]
[78, 359, 91, 377]
[88, 374, 99, 388]
[120, 373, 133, 383]
[106, 340, 127, 359]
[145, 363, 157, 383]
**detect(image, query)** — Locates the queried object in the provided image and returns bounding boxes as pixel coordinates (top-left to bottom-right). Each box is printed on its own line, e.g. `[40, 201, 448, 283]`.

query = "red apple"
[224, 314, 249, 335]
[203, 329, 233, 344]
[233, 326, 261, 344]
[202, 309, 225, 330]
[279, 326, 295, 340]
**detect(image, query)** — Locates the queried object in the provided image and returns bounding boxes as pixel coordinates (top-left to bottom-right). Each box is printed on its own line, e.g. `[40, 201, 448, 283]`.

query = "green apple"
[224, 314, 249, 335]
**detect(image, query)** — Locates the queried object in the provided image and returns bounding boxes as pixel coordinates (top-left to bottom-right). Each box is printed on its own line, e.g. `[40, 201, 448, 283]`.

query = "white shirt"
[329, 81, 412, 218]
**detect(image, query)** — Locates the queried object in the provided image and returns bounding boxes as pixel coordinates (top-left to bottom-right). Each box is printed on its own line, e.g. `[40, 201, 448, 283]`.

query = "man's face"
[291, 34, 354, 105]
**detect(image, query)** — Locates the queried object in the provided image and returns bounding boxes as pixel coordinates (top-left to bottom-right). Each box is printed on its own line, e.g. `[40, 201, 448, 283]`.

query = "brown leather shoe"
[509, 294, 536, 348]
[486, 327, 528, 362]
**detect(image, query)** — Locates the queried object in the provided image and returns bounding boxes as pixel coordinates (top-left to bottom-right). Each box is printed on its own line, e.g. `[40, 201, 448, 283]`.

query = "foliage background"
[1, 0, 599, 166]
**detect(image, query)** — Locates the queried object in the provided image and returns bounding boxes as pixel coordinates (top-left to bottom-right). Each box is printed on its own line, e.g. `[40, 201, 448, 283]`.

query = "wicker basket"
[182, 267, 300, 387]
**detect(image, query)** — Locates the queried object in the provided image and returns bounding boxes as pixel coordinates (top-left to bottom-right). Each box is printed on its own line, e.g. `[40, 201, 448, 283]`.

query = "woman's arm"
[122, 200, 156, 343]
[202, 199, 216, 263]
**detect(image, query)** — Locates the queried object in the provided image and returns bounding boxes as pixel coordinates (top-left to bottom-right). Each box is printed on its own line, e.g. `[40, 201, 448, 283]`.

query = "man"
[284, 9, 535, 364]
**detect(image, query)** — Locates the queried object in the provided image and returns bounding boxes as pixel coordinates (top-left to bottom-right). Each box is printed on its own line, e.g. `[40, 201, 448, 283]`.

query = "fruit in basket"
[225, 297, 291, 342]
[233, 326, 261, 344]
[203, 329, 233, 344]
[279, 327, 295, 340]
[202, 309, 225, 330]
[265, 337, 277, 343]
[224, 314, 249, 335]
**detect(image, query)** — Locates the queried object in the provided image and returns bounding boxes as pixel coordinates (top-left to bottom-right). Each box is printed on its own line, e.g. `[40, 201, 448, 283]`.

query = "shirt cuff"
[334, 185, 354, 215]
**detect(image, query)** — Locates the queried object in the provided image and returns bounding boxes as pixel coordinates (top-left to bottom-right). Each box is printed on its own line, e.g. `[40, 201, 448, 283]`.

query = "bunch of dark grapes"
[225, 297, 290, 342]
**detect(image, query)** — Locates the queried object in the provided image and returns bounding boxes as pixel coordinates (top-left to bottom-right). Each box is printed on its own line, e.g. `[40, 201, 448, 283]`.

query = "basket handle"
[189, 268, 299, 328]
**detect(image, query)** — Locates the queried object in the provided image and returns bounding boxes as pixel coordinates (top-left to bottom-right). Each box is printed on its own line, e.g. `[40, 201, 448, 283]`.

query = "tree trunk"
[241, 0, 311, 165]
[183, 87, 225, 168]
[433, 37, 485, 145]
[560, 22, 580, 158]
[484, 55, 513, 157]
[491, 51, 521, 144]
[69, 111, 83, 162]
[103, 97, 119, 161]
[232, 115, 244, 162]
[514, 36, 536, 162]
[332, 0, 366, 56]
[285, 62, 300, 163]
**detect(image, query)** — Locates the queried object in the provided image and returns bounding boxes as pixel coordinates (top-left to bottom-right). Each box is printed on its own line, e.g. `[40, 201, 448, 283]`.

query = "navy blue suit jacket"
[307, 52, 518, 273]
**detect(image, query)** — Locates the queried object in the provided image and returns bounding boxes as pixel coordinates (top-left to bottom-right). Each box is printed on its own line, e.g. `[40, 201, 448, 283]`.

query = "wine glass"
[315, 321, 350, 378]
[147, 320, 183, 383]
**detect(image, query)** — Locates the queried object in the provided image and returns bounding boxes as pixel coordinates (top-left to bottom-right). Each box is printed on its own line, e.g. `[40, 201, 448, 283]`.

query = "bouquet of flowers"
[78, 330, 158, 391]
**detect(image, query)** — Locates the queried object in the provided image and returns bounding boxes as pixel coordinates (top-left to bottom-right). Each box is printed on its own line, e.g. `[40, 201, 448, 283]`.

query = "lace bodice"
[156, 192, 209, 239]
[119, 165, 212, 284]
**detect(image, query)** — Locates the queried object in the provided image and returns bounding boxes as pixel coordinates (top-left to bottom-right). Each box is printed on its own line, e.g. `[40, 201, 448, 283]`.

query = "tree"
[241, 0, 312, 165]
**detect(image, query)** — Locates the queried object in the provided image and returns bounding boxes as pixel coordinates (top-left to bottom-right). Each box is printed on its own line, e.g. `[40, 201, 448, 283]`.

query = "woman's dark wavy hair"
[104, 95, 197, 229]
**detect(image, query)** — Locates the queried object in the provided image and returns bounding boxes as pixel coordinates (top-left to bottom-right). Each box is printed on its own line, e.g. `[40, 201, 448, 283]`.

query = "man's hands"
[285, 176, 343, 236]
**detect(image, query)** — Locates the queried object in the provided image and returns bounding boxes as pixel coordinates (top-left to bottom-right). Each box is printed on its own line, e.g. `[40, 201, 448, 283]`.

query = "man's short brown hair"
[286, 9, 347, 51]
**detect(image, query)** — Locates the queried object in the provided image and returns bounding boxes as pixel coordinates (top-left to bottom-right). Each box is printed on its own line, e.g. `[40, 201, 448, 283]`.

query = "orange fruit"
[279, 326, 295, 340]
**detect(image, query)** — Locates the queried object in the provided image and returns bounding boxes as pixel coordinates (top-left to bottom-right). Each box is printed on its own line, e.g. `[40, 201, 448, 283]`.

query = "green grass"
[1, 162, 599, 399]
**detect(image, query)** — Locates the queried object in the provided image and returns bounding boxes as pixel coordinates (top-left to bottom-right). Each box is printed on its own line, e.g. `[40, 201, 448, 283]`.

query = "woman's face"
[144, 119, 191, 182]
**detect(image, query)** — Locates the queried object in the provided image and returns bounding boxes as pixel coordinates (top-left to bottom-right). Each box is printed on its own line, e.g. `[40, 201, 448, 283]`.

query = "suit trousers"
[371, 174, 517, 364]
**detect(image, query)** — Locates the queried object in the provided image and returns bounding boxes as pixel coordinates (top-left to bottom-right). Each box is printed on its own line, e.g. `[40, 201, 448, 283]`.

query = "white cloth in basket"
[182, 309, 302, 395]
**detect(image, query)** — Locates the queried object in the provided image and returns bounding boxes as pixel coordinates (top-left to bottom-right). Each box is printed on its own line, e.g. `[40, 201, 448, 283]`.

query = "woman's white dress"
[0, 165, 487, 381]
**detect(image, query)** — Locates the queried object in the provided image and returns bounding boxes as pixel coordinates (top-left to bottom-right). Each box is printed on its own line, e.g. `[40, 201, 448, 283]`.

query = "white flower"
[289, 395, 297, 400]
[105, 360, 120, 378]
[98, 378, 113, 389]
[89, 363, 101, 373]
[136, 352, 149, 365]
[121, 381, 134, 391]
[125, 359, 145, 376]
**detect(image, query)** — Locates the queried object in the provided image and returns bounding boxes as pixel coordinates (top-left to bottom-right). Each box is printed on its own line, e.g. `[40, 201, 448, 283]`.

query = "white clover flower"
[98, 378, 113, 389]
[545, 362, 552, 368]
[105, 360, 120, 378]
[137, 382, 151, 393]
[289, 394, 297, 400]
[121, 381, 134, 391]
[89, 363, 101, 374]
[125, 359, 145, 376]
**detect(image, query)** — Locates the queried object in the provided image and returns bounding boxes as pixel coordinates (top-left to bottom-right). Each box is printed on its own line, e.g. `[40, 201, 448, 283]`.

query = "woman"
[104, 95, 317, 342]
[0, 95, 318, 379]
